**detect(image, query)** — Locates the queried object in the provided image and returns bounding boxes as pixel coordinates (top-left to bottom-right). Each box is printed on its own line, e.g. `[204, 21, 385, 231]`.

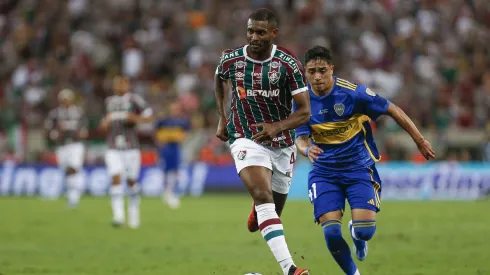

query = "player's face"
[60, 98, 71, 107]
[113, 81, 130, 96]
[246, 19, 277, 55]
[305, 59, 334, 93]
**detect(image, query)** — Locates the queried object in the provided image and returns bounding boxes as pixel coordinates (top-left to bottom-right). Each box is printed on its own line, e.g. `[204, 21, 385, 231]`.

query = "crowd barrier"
[0, 161, 489, 200]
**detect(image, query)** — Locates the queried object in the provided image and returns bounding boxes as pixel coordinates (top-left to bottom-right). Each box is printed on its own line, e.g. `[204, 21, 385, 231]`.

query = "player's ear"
[271, 28, 278, 39]
[330, 65, 335, 74]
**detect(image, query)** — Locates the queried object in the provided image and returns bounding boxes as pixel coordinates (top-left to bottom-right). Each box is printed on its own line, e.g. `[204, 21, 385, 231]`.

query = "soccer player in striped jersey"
[295, 46, 435, 275]
[100, 76, 154, 229]
[45, 89, 88, 208]
[215, 8, 311, 275]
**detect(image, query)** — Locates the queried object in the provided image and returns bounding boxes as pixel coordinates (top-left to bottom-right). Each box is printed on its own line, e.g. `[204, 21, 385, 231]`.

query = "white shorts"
[105, 149, 141, 180]
[230, 138, 296, 194]
[56, 142, 85, 170]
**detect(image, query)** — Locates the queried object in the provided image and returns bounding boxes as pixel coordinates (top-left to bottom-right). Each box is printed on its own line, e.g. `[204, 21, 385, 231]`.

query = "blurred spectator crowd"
[0, 0, 489, 163]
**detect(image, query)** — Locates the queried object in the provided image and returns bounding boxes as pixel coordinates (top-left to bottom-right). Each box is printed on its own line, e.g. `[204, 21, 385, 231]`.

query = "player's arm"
[44, 110, 58, 141]
[127, 95, 154, 123]
[357, 86, 435, 160]
[78, 107, 89, 140]
[385, 103, 435, 160]
[214, 51, 232, 142]
[252, 55, 311, 142]
[293, 101, 323, 163]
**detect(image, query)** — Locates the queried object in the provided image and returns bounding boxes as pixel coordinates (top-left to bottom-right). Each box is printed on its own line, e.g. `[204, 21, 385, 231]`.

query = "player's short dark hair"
[249, 8, 278, 28]
[304, 46, 333, 65]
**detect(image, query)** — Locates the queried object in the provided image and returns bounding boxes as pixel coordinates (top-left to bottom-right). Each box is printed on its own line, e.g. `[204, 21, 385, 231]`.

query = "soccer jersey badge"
[268, 71, 280, 85]
[334, 103, 345, 116]
[237, 150, 247, 160]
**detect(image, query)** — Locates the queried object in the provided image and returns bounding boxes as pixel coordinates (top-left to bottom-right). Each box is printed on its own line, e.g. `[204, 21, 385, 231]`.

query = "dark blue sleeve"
[355, 84, 390, 121]
[293, 101, 311, 137]
[155, 119, 165, 128]
[183, 119, 191, 131]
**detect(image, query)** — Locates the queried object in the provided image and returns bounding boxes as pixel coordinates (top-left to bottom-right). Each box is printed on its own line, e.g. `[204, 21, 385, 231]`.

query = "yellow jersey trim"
[361, 123, 381, 162]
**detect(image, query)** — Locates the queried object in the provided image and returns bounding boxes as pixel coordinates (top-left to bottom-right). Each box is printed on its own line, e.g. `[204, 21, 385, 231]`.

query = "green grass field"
[0, 195, 489, 275]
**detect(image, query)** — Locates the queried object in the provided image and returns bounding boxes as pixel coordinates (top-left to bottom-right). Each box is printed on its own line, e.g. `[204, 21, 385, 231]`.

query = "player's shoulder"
[334, 77, 368, 95]
[275, 46, 299, 59]
[219, 46, 245, 63]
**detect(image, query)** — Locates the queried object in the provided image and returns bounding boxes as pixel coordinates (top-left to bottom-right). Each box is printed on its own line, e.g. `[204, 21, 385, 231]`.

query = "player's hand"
[216, 117, 229, 142]
[99, 117, 110, 132]
[251, 122, 281, 143]
[306, 145, 323, 163]
[416, 139, 435, 160]
[78, 129, 89, 140]
[126, 112, 139, 123]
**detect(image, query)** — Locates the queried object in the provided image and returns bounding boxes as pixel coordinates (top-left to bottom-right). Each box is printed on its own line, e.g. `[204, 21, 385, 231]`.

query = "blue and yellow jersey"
[294, 77, 390, 173]
[155, 117, 190, 146]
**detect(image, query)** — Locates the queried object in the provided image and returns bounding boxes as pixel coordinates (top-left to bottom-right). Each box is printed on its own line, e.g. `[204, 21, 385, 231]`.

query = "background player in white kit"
[44, 88, 88, 208]
[100, 76, 154, 228]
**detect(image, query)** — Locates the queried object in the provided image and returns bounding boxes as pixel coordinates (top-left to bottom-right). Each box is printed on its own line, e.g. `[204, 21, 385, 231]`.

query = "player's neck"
[247, 45, 273, 61]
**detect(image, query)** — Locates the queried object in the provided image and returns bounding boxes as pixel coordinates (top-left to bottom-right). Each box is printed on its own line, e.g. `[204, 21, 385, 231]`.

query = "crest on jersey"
[271, 61, 281, 69]
[366, 88, 376, 96]
[334, 103, 345, 116]
[237, 150, 247, 160]
[235, 61, 246, 69]
[268, 71, 281, 85]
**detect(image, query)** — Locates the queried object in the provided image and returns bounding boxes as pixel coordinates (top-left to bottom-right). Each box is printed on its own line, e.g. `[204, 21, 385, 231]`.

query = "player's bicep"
[356, 86, 390, 120]
[292, 100, 311, 137]
[292, 91, 311, 115]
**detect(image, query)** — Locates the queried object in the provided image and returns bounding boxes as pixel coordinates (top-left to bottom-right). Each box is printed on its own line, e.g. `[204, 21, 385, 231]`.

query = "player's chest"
[57, 108, 80, 129]
[309, 96, 355, 124]
[230, 59, 287, 88]
[108, 97, 134, 112]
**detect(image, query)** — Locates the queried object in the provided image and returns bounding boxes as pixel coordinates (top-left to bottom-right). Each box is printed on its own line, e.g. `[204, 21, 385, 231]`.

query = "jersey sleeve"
[355, 84, 390, 121]
[285, 56, 308, 96]
[215, 49, 233, 80]
[132, 94, 153, 117]
[293, 101, 311, 138]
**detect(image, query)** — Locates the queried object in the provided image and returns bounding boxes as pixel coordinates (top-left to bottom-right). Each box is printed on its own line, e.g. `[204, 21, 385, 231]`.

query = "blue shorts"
[308, 164, 382, 223]
[159, 144, 181, 172]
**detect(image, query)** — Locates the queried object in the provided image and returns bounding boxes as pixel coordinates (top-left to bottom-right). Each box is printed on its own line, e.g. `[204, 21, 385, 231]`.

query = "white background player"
[44, 89, 88, 208]
[100, 76, 154, 228]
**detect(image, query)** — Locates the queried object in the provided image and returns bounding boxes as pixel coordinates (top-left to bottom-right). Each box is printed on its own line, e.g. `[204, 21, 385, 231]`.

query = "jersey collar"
[243, 44, 277, 63]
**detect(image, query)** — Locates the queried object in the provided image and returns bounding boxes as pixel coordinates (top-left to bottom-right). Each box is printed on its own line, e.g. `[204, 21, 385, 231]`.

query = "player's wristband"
[305, 146, 312, 157]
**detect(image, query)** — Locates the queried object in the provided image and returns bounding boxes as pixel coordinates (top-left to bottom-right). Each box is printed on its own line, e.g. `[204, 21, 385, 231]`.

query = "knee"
[251, 189, 273, 204]
[352, 221, 376, 241]
[322, 220, 343, 242]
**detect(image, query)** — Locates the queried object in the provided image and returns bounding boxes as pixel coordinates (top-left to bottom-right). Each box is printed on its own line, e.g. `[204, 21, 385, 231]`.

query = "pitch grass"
[0, 195, 489, 275]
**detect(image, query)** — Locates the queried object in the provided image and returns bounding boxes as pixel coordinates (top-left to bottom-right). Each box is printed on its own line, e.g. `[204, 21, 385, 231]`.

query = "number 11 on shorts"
[309, 183, 317, 202]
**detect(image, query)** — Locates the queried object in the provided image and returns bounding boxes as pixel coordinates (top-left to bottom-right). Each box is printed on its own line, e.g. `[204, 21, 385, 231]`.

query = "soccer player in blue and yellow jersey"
[295, 46, 435, 275]
[155, 102, 190, 209]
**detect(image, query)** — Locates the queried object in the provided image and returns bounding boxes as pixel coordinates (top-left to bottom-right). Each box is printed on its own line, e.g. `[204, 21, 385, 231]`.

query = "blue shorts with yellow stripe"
[308, 164, 381, 223]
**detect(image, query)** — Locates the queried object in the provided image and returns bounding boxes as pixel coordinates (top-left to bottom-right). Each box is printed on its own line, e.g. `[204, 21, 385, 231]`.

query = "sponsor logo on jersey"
[268, 71, 281, 85]
[318, 109, 328, 114]
[237, 87, 246, 99]
[235, 61, 245, 69]
[271, 61, 281, 69]
[253, 72, 262, 78]
[246, 89, 280, 97]
[272, 135, 286, 142]
[334, 103, 345, 116]
[236, 72, 245, 80]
